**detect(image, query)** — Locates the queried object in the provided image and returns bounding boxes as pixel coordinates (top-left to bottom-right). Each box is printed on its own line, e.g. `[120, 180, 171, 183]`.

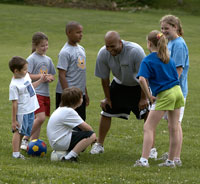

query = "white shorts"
[163, 98, 186, 123]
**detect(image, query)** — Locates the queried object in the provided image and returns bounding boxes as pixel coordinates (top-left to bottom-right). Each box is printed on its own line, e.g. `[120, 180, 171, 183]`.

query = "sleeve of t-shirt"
[27, 55, 35, 73]
[49, 58, 56, 75]
[172, 45, 187, 69]
[63, 108, 83, 128]
[95, 48, 110, 79]
[9, 85, 19, 101]
[57, 51, 70, 71]
[137, 60, 151, 79]
[130, 47, 146, 74]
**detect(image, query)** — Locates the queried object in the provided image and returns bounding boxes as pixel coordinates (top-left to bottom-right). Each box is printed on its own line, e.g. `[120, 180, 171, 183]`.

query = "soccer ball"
[50, 150, 67, 161]
[27, 139, 47, 157]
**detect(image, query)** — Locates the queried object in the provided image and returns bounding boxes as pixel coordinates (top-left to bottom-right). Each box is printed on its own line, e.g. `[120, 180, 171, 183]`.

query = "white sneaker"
[158, 159, 176, 168]
[134, 160, 149, 167]
[20, 139, 29, 151]
[149, 148, 158, 159]
[90, 143, 104, 154]
[174, 159, 182, 167]
[13, 153, 26, 160]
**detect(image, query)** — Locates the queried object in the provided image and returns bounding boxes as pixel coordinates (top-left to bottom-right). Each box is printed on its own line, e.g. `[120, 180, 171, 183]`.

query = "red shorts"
[35, 95, 50, 116]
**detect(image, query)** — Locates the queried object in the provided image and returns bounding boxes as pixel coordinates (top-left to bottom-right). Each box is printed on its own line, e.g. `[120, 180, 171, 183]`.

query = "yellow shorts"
[151, 85, 184, 111]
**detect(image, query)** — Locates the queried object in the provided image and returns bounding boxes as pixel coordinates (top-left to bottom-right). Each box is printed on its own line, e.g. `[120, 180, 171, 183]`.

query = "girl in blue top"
[158, 15, 189, 165]
[134, 30, 184, 167]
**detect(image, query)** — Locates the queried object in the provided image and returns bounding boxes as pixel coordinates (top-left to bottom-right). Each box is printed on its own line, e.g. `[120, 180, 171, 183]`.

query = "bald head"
[104, 31, 122, 56]
[105, 31, 121, 42]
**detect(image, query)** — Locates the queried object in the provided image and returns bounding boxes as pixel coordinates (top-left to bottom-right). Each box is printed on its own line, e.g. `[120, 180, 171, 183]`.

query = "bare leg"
[30, 112, 46, 140]
[175, 124, 183, 158]
[12, 131, 23, 152]
[73, 133, 96, 154]
[167, 109, 180, 160]
[97, 116, 111, 145]
[142, 110, 165, 159]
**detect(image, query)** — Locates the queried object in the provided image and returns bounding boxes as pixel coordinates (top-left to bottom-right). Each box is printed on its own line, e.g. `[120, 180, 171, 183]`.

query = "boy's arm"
[29, 73, 42, 81]
[85, 87, 89, 106]
[58, 69, 68, 89]
[11, 100, 19, 131]
[78, 122, 93, 131]
[32, 74, 47, 88]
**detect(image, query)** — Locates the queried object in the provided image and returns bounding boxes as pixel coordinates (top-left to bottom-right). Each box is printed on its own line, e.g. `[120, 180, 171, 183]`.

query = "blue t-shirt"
[168, 37, 189, 98]
[137, 52, 179, 96]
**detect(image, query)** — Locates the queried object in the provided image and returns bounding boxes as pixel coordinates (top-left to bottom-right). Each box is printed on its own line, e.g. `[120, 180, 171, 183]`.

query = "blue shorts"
[16, 112, 35, 136]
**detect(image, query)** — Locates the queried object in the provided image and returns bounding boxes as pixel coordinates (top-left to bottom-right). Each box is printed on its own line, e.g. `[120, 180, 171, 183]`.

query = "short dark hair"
[9, 56, 28, 73]
[65, 21, 81, 35]
[60, 87, 82, 107]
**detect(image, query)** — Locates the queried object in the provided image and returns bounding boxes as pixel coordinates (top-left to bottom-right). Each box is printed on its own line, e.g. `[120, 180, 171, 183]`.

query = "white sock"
[13, 152, 20, 158]
[174, 157, 180, 161]
[140, 157, 148, 164]
[65, 150, 78, 160]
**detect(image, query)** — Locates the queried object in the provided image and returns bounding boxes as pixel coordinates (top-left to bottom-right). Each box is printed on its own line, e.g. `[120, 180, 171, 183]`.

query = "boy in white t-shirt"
[9, 56, 46, 159]
[47, 87, 96, 162]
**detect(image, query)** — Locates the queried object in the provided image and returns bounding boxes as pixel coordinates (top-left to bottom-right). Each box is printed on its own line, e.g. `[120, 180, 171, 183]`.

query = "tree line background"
[0, 0, 199, 14]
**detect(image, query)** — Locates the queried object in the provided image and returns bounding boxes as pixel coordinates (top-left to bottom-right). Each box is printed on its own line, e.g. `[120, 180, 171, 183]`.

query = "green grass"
[0, 3, 200, 184]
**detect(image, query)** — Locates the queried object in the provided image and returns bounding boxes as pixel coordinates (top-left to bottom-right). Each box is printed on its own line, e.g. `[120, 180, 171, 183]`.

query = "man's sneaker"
[20, 139, 29, 151]
[149, 148, 158, 159]
[158, 159, 176, 168]
[157, 152, 168, 160]
[13, 153, 26, 160]
[90, 143, 104, 154]
[134, 160, 149, 167]
[174, 159, 182, 167]
[61, 156, 78, 162]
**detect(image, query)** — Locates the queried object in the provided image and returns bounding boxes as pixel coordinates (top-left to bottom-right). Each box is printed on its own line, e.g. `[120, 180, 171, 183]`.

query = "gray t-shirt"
[27, 52, 56, 96]
[56, 43, 86, 94]
[95, 40, 146, 86]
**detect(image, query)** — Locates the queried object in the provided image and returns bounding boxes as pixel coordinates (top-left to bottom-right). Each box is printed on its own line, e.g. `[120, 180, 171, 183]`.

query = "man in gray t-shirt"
[90, 31, 149, 154]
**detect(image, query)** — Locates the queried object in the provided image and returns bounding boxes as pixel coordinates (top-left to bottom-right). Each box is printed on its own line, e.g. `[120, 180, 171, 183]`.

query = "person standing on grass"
[21, 32, 56, 150]
[90, 31, 149, 154]
[47, 87, 96, 162]
[55, 21, 89, 122]
[150, 15, 189, 166]
[134, 30, 184, 167]
[9, 56, 47, 159]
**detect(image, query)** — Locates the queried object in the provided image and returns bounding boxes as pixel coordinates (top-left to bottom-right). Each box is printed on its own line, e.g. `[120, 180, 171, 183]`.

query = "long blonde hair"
[160, 14, 184, 37]
[148, 30, 169, 64]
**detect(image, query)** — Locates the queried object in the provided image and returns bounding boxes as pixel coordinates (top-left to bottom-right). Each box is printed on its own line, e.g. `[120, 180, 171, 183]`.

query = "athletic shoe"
[61, 156, 78, 162]
[149, 148, 158, 159]
[158, 159, 176, 168]
[20, 139, 29, 151]
[157, 152, 168, 161]
[134, 160, 149, 167]
[174, 159, 182, 167]
[13, 153, 25, 160]
[90, 143, 104, 154]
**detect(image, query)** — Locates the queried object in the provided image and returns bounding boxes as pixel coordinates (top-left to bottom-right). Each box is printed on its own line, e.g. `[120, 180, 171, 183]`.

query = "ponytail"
[148, 30, 169, 64]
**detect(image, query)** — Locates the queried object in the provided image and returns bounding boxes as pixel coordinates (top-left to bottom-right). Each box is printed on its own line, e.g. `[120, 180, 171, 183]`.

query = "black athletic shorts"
[101, 80, 143, 120]
[68, 130, 94, 151]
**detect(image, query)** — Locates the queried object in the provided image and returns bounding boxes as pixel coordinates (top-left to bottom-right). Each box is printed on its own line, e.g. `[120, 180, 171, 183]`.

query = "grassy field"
[0, 3, 200, 184]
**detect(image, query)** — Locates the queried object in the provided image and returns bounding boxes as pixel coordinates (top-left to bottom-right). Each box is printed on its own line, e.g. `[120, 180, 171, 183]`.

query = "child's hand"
[40, 74, 48, 83]
[46, 74, 55, 83]
[12, 121, 19, 133]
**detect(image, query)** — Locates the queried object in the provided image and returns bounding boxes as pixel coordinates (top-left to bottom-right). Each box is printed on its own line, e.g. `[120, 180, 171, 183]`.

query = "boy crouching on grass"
[47, 87, 96, 162]
[9, 56, 46, 159]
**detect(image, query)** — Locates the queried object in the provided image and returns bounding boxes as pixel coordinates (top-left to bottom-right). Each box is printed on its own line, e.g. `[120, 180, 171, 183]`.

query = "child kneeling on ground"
[47, 87, 96, 162]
